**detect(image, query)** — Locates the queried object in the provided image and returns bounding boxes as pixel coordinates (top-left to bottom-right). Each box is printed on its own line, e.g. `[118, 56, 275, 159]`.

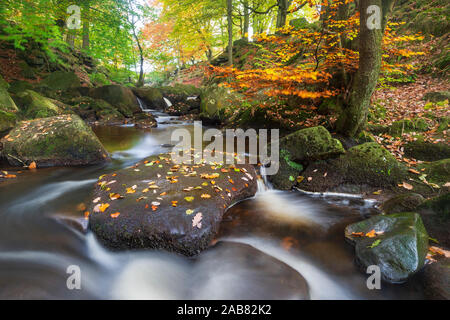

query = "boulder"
[389, 118, 429, 136]
[423, 91, 450, 103]
[133, 87, 165, 110]
[0, 86, 18, 134]
[192, 242, 310, 299]
[15, 90, 63, 119]
[0, 110, 16, 135]
[418, 159, 450, 185]
[1, 115, 110, 167]
[7, 80, 33, 94]
[200, 85, 241, 122]
[0, 74, 9, 89]
[422, 258, 450, 300]
[67, 96, 124, 123]
[345, 212, 429, 283]
[268, 126, 344, 190]
[0, 86, 18, 113]
[88, 154, 258, 256]
[417, 193, 450, 248]
[404, 140, 450, 162]
[90, 85, 140, 117]
[41, 71, 81, 91]
[381, 193, 425, 214]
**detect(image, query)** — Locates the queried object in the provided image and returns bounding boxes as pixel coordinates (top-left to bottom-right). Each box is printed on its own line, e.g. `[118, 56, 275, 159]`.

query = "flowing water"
[0, 109, 425, 300]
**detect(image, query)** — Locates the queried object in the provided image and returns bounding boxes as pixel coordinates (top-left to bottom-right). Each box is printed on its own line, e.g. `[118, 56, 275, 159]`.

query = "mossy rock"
[8, 80, 33, 94]
[67, 96, 124, 122]
[418, 193, 450, 248]
[437, 116, 449, 132]
[381, 193, 425, 214]
[389, 118, 429, 136]
[200, 85, 241, 121]
[16, 90, 62, 119]
[267, 149, 304, 190]
[345, 212, 429, 283]
[418, 159, 450, 185]
[0, 86, 18, 113]
[279, 126, 345, 163]
[0, 114, 110, 167]
[0, 74, 9, 89]
[367, 123, 389, 135]
[423, 91, 450, 103]
[160, 84, 202, 98]
[404, 140, 450, 161]
[422, 258, 450, 300]
[133, 87, 165, 109]
[90, 85, 140, 117]
[41, 71, 81, 91]
[19, 61, 36, 79]
[339, 142, 408, 187]
[0, 110, 16, 134]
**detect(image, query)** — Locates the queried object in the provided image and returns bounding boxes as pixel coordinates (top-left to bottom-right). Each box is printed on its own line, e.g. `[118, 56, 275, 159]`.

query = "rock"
[418, 159, 450, 186]
[423, 91, 450, 103]
[7, 80, 33, 94]
[67, 96, 124, 123]
[0, 74, 9, 89]
[41, 71, 81, 91]
[339, 142, 408, 187]
[90, 85, 140, 117]
[389, 118, 429, 136]
[133, 112, 157, 129]
[15, 90, 63, 119]
[279, 126, 345, 163]
[345, 212, 429, 283]
[382, 193, 425, 214]
[88, 154, 258, 256]
[268, 126, 344, 190]
[404, 140, 450, 162]
[417, 193, 450, 248]
[192, 242, 310, 299]
[200, 84, 241, 122]
[1, 115, 110, 167]
[19, 61, 36, 79]
[0, 110, 16, 135]
[422, 258, 450, 300]
[133, 87, 165, 110]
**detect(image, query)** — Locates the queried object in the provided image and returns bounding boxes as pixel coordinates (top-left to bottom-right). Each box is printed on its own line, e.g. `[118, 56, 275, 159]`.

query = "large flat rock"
[88, 154, 258, 255]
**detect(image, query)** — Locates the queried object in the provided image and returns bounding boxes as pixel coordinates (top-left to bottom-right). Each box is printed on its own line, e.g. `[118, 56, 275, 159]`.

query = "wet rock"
[417, 193, 450, 248]
[404, 140, 450, 162]
[200, 84, 241, 122]
[345, 212, 429, 283]
[133, 87, 165, 110]
[1, 115, 110, 167]
[88, 154, 257, 256]
[90, 85, 140, 117]
[192, 242, 310, 299]
[66, 96, 124, 123]
[133, 113, 157, 129]
[381, 193, 425, 214]
[422, 258, 450, 300]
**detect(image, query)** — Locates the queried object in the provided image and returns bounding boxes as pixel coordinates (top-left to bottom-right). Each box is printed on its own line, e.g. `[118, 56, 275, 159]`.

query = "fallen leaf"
[365, 229, 377, 238]
[201, 194, 211, 199]
[186, 209, 194, 215]
[192, 212, 203, 228]
[110, 212, 120, 218]
[28, 161, 37, 170]
[399, 182, 413, 190]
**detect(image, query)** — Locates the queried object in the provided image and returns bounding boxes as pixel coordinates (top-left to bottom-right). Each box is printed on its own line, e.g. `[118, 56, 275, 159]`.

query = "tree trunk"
[336, 0, 394, 137]
[242, 0, 250, 40]
[276, 0, 292, 29]
[227, 0, 233, 66]
[66, 31, 75, 47]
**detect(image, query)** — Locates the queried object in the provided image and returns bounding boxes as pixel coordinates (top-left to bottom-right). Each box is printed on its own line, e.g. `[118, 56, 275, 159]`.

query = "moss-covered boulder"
[389, 118, 429, 136]
[41, 71, 81, 91]
[200, 85, 241, 122]
[423, 91, 450, 103]
[345, 212, 429, 283]
[404, 140, 450, 162]
[0, 86, 18, 113]
[381, 193, 425, 214]
[7, 80, 33, 94]
[417, 193, 450, 247]
[268, 126, 344, 190]
[67, 96, 124, 123]
[340, 142, 408, 187]
[0, 86, 18, 134]
[15, 90, 63, 119]
[90, 85, 140, 117]
[279, 126, 345, 162]
[0, 74, 9, 89]
[133, 87, 165, 110]
[0, 115, 110, 167]
[88, 154, 257, 256]
[419, 159, 450, 185]
[0, 110, 17, 134]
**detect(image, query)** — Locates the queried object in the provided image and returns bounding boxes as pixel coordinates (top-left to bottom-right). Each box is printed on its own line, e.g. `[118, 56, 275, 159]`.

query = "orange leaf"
[110, 212, 120, 218]
[28, 161, 37, 170]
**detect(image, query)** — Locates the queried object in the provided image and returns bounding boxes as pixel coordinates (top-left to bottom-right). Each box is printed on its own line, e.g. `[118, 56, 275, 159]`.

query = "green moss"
[0, 74, 9, 90]
[280, 149, 304, 171]
[419, 159, 450, 185]
[41, 71, 81, 91]
[17, 90, 62, 119]
[340, 142, 408, 187]
[0, 87, 18, 112]
[0, 110, 16, 134]
[389, 118, 429, 136]
[404, 140, 450, 161]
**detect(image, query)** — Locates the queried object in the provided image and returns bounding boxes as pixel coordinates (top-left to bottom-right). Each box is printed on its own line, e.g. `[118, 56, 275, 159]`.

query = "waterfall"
[257, 165, 272, 193]
[163, 97, 172, 107]
[137, 97, 151, 112]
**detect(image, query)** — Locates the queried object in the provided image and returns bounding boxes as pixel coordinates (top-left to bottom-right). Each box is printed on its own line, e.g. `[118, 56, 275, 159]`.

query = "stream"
[0, 108, 426, 300]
